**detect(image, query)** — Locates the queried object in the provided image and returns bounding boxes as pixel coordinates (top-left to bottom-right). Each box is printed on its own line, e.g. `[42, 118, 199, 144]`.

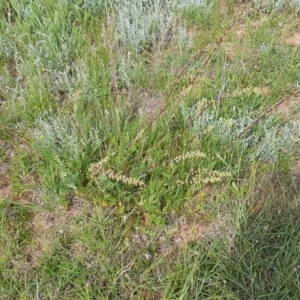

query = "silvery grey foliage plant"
[182, 99, 300, 162]
[109, 0, 192, 53]
[252, 0, 300, 11]
[107, 0, 213, 88]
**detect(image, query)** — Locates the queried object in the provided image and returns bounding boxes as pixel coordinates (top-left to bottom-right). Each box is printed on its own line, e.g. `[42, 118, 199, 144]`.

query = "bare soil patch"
[286, 31, 300, 47]
[131, 211, 229, 258]
[273, 90, 300, 120]
[130, 91, 165, 123]
[235, 19, 263, 39]
[160, 215, 227, 255]
[0, 165, 9, 199]
[11, 194, 93, 272]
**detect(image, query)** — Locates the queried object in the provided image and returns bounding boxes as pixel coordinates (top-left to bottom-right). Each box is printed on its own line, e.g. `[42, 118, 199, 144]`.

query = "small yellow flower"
[39, 134, 45, 139]
[118, 202, 124, 215]
[101, 200, 109, 207]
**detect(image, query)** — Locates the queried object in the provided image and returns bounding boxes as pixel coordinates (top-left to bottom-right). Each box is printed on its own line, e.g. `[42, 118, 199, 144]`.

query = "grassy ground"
[1, 0, 300, 299]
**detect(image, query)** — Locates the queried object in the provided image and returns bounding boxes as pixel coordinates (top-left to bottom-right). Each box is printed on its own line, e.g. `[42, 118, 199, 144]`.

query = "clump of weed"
[32, 112, 103, 193]
[108, 0, 193, 54]
[106, 0, 201, 92]
[252, 0, 300, 12]
[182, 99, 300, 162]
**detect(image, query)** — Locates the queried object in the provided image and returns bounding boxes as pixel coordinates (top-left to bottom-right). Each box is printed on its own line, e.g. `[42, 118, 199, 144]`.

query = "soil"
[286, 31, 300, 46]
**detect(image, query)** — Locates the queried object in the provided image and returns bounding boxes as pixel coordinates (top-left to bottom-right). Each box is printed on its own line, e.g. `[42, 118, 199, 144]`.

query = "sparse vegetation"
[1, 0, 300, 298]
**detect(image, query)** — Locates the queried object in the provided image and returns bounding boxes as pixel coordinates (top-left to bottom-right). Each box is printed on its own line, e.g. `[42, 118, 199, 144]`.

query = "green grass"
[1, 0, 300, 298]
